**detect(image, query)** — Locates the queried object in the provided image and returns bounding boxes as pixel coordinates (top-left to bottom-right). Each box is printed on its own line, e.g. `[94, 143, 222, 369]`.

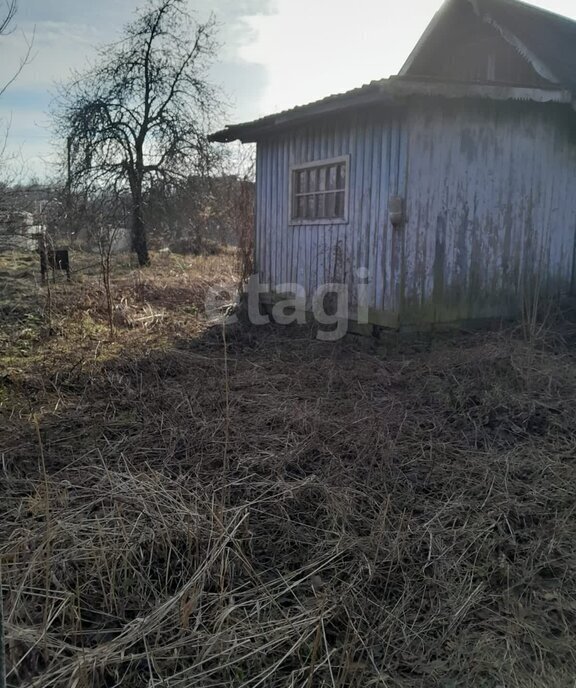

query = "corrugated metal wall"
[402, 100, 576, 323]
[255, 100, 576, 325]
[255, 109, 407, 314]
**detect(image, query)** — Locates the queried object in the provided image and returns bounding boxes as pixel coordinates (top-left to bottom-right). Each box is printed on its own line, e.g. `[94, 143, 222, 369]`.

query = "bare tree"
[0, 0, 15, 33]
[91, 192, 128, 338]
[222, 145, 255, 283]
[0, 0, 33, 100]
[0, 1, 34, 206]
[55, 0, 221, 267]
[144, 174, 247, 253]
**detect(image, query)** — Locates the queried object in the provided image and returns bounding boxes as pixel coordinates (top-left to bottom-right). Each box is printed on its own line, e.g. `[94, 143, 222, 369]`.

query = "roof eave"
[210, 78, 573, 144]
[209, 85, 395, 143]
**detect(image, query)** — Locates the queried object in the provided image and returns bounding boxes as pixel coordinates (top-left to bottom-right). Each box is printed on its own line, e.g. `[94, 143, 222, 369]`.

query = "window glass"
[291, 157, 348, 222]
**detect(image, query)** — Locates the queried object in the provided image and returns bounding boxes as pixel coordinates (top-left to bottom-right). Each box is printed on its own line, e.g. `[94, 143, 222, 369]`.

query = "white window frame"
[289, 155, 350, 226]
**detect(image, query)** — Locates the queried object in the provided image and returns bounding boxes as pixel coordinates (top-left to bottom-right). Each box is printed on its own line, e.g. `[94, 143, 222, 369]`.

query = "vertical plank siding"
[255, 100, 576, 326]
[255, 109, 406, 314]
[403, 100, 576, 324]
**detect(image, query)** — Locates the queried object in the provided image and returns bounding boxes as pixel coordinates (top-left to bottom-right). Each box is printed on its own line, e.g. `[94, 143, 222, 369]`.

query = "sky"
[1, 0, 576, 180]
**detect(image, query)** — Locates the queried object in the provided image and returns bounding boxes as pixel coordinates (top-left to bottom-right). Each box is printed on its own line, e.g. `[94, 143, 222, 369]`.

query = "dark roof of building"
[210, 0, 576, 143]
[474, 0, 576, 91]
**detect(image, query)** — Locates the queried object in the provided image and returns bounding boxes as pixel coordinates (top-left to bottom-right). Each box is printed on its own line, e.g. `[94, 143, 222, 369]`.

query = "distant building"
[0, 211, 43, 251]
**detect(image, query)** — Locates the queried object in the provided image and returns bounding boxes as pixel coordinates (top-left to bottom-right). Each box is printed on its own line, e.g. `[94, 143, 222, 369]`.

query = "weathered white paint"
[255, 109, 407, 317]
[255, 99, 576, 326]
[402, 100, 576, 323]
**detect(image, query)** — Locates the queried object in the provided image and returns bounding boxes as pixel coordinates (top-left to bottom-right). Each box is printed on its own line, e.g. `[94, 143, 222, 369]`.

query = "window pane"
[319, 168, 327, 192]
[326, 192, 336, 218]
[328, 166, 337, 191]
[297, 170, 307, 194]
[316, 193, 326, 218]
[309, 168, 318, 193]
[306, 195, 315, 219]
[296, 196, 306, 219]
[336, 164, 346, 190]
[335, 191, 344, 217]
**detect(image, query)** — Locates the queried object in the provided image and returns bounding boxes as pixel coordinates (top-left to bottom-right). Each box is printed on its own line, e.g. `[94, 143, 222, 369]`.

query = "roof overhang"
[210, 77, 573, 144]
[209, 84, 396, 143]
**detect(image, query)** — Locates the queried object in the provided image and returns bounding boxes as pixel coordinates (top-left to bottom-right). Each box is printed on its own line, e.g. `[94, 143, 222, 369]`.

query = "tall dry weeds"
[2, 253, 576, 687]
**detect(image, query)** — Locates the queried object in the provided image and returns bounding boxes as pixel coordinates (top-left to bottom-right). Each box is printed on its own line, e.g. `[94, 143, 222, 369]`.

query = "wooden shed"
[211, 0, 576, 329]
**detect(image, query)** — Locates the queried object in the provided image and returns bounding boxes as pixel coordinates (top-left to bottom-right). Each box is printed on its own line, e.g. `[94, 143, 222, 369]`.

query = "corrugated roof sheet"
[209, 81, 391, 142]
[210, 78, 570, 142]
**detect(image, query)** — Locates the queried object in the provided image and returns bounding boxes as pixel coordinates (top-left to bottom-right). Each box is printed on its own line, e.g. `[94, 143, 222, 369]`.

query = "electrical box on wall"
[389, 196, 404, 227]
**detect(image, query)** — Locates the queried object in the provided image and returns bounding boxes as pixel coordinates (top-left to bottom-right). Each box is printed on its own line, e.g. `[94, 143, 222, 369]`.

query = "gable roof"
[210, 0, 576, 143]
[483, 0, 576, 90]
[401, 0, 576, 90]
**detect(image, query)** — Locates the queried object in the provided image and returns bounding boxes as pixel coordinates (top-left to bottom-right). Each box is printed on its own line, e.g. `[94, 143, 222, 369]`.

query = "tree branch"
[0, 3, 35, 99]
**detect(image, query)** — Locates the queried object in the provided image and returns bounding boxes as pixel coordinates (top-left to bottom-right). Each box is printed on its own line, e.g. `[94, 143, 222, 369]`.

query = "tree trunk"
[130, 175, 150, 267]
[132, 204, 150, 267]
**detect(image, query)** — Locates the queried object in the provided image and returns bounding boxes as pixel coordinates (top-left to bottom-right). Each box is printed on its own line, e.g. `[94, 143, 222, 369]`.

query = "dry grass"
[1, 251, 576, 687]
[0, 249, 237, 370]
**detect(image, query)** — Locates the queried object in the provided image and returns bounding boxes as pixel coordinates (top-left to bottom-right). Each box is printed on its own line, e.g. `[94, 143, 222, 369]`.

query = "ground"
[1, 249, 576, 688]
